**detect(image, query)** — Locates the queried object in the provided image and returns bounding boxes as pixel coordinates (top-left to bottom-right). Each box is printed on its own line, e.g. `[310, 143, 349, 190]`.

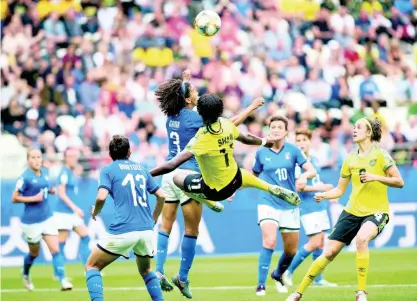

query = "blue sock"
[23, 254, 36, 276]
[54, 242, 66, 277]
[143, 272, 164, 301]
[313, 248, 324, 282]
[52, 252, 65, 282]
[258, 247, 273, 286]
[288, 246, 312, 274]
[86, 269, 103, 301]
[59, 242, 66, 256]
[156, 231, 170, 274]
[273, 253, 295, 278]
[80, 236, 91, 266]
[179, 235, 197, 282]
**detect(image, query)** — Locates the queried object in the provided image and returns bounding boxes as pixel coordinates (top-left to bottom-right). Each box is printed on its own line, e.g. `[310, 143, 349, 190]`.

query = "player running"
[55, 148, 90, 274]
[154, 70, 265, 298]
[150, 94, 301, 211]
[253, 117, 316, 296]
[85, 135, 165, 301]
[283, 128, 337, 287]
[286, 118, 404, 301]
[12, 148, 73, 291]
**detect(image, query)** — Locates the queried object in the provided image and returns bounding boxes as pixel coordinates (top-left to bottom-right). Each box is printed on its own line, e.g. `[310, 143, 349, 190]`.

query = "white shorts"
[21, 216, 58, 244]
[54, 212, 84, 230]
[258, 204, 300, 232]
[161, 169, 196, 205]
[97, 230, 155, 259]
[301, 210, 331, 236]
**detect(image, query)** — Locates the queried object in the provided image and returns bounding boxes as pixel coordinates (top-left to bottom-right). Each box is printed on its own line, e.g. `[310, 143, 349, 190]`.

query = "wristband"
[261, 138, 267, 146]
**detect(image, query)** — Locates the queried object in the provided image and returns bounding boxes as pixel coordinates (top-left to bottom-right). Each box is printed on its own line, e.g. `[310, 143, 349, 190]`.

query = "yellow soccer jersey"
[186, 118, 240, 191]
[341, 145, 395, 216]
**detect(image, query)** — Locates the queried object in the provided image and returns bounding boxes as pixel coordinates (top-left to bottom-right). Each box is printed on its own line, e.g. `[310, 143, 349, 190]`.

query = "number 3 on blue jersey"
[170, 131, 180, 153]
[122, 173, 147, 207]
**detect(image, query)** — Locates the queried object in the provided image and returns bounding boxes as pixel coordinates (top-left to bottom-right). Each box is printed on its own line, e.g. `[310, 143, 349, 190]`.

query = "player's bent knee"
[263, 238, 277, 250]
[356, 235, 371, 248]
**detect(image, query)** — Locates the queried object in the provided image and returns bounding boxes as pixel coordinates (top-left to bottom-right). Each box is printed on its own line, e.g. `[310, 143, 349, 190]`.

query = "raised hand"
[182, 69, 191, 82]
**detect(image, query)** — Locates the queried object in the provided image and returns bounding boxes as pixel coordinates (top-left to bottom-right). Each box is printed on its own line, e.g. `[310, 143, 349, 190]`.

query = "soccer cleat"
[207, 201, 224, 213]
[271, 270, 288, 293]
[60, 278, 73, 291]
[255, 285, 266, 296]
[356, 290, 368, 301]
[282, 270, 293, 286]
[172, 274, 192, 299]
[285, 292, 302, 301]
[313, 279, 337, 287]
[156, 271, 174, 292]
[268, 185, 300, 206]
[184, 192, 224, 213]
[22, 274, 34, 291]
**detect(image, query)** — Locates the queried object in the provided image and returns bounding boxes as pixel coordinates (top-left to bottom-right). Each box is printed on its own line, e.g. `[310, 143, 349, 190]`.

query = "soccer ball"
[194, 10, 221, 37]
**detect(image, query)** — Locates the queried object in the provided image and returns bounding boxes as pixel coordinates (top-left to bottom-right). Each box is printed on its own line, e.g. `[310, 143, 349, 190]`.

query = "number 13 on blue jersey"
[122, 173, 147, 207]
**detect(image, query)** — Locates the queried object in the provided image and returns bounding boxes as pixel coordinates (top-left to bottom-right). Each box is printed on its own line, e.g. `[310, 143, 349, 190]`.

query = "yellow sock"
[357, 251, 370, 291]
[297, 255, 331, 294]
[240, 169, 269, 191]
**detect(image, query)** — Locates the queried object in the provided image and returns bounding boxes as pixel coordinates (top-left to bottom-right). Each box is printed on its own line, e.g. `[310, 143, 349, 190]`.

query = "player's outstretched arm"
[230, 97, 264, 126]
[314, 176, 350, 202]
[236, 132, 276, 147]
[91, 188, 109, 220]
[297, 182, 333, 192]
[152, 188, 165, 224]
[12, 190, 44, 203]
[150, 150, 194, 177]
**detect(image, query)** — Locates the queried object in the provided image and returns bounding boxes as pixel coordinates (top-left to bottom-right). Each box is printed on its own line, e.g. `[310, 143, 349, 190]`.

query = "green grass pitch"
[1, 248, 417, 301]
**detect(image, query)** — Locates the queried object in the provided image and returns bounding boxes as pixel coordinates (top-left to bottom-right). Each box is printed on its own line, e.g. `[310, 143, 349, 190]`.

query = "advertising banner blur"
[1, 167, 416, 266]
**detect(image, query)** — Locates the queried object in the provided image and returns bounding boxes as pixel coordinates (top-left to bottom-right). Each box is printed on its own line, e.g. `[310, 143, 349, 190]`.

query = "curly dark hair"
[109, 135, 130, 160]
[366, 117, 382, 142]
[197, 94, 224, 135]
[155, 79, 191, 116]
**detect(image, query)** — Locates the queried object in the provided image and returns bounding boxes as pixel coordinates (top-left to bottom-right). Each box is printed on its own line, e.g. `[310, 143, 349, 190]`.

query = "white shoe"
[273, 278, 288, 293]
[271, 270, 288, 293]
[356, 290, 368, 301]
[22, 274, 34, 291]
[207, 201, 224, 212]
[313, 279, 337, 287]
[60, 278, 73, 291]
[285, 292, 302, 301]
[282, 270, 293, 286]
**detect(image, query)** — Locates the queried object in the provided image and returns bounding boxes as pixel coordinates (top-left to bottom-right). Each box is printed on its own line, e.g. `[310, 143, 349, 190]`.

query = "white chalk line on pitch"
[1, 284, 417, 293]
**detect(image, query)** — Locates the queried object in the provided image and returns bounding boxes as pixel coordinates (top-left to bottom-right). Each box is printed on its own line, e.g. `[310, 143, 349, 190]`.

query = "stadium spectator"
[0, 0, 416, 176]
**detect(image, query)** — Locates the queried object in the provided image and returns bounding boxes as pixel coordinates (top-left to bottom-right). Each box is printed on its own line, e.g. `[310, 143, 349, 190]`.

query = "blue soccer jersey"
[298, 157, 326, 215]
[98, 159, 160, 235]
[15, 167, 53, 224]
[253, 142, 307, 210]
[166, 108, 203, 171]
[56, 166, 79, 214]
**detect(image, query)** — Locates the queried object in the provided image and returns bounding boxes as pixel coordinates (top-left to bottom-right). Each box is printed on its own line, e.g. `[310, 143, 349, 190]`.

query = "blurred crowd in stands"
[1, 0, 417, 178]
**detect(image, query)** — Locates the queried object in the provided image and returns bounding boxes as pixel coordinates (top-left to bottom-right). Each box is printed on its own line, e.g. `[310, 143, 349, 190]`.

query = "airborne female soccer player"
[154, 70, 265, 298]
[150, 94, 300, 212]
[286, 118, 404, 301]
